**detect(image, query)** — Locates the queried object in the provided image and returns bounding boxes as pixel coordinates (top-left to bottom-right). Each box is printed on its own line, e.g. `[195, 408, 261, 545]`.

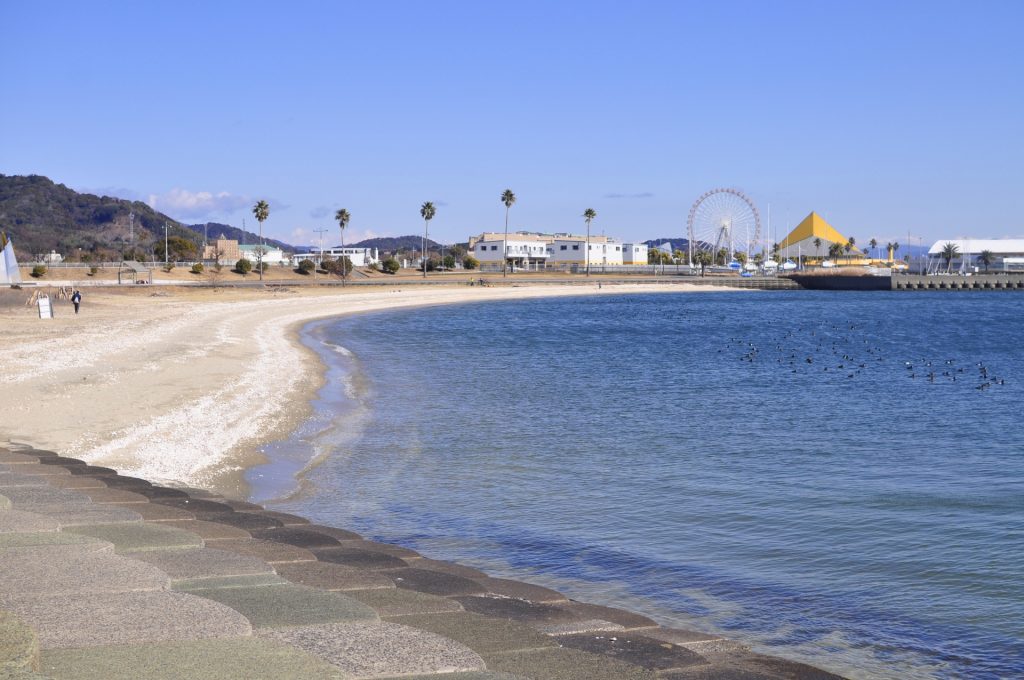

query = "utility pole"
[164, 222, 169, 266]
[313, 228, 328, 282]
[128, 211, 135, 259]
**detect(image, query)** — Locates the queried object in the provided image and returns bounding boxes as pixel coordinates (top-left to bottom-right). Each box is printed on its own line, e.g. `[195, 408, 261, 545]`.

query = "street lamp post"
[313, 228, 328, 282]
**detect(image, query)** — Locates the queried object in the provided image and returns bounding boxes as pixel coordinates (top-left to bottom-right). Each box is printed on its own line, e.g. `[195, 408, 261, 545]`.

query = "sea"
[251, 290, 1024, 680]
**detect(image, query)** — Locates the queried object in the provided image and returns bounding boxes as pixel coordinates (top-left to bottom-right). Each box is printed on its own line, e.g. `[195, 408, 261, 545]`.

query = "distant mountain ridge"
[0, 174, 295, 258]
[183, 222, 294, 252]
[349, 235, 443, 252]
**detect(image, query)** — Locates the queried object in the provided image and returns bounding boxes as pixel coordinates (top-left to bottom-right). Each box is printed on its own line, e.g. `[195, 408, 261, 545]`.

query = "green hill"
[350, 235, 443, 252]
[0, 174, 293, 260]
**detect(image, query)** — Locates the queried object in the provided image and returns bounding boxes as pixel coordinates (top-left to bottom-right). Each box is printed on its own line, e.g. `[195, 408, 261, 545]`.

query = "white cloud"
[147, 188, 251, 219]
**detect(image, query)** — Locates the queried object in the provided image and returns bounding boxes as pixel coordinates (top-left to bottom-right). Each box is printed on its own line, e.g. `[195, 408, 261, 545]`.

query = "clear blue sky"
[2, 1, 1021, 248]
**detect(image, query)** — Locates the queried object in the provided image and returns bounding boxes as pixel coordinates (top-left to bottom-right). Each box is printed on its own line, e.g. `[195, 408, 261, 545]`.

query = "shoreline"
[0, 282, 742, 498]
[0, 442, 845, 679]
[0, 281, 858, 679]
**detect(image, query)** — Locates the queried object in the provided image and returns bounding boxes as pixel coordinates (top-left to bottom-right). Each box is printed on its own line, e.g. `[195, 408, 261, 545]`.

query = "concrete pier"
[891, 273, 1024, 290]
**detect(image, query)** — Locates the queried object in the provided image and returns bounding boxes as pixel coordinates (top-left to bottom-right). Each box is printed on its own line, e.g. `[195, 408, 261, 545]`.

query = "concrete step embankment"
[0, 444, 844, 679]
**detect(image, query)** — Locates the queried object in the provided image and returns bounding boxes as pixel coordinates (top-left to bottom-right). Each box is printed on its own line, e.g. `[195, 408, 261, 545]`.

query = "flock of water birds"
[722, 322, 1007, 391]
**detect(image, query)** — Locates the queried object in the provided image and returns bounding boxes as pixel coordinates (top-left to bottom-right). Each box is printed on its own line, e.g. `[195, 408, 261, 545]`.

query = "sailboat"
[0, 231, 22, 285]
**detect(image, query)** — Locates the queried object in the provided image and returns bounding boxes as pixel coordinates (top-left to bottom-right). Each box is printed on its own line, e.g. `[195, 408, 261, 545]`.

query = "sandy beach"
[1, 282, 735, 498]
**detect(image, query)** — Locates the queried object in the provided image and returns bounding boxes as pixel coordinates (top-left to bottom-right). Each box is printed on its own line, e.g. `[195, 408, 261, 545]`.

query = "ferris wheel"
[686, 188, 761, 263]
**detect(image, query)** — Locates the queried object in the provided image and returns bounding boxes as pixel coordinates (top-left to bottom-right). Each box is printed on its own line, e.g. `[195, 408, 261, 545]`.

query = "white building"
[471, 233, 551, 270]
[622, 243, 650, 265]
[548, 236, 624, 266]
[292, 247, 379, 267]
[238, 244, 289, 265]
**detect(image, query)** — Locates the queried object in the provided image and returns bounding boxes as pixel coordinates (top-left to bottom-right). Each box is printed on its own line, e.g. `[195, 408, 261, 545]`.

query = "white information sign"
[37, 294, 53, 319]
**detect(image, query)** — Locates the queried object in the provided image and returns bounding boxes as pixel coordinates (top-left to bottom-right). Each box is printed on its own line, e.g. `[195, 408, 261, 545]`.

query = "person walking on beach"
[71, 289, 82, 315]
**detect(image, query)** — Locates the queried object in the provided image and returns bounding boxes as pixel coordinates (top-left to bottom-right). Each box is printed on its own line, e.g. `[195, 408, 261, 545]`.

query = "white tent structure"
[0, 232, 22, 285]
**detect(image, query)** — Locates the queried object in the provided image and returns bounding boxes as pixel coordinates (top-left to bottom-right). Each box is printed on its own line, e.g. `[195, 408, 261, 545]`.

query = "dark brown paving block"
[131, 504, 197, 522]
[473, 577, 568, 604]
[205, 538, 316, 564]
[389, 568, 488, 597]
[487, 647, 658, 680]
[659, 654, 847, 680]
[205, 512, 283, 531]
[249, 527, 344, 550]
[65, 466, 119, 476]
[453, 596, 578, 626]
[170, 486, 222, 498]
[126, 486, 190, 500]
[275, 561, 396, 591]
[220, 499, 265, 512]
[21, 449, 60, 457]
[100, 475, 154, 489]
[153, 498, 235, 515]
[386, 612, 557, 655]
[336, 539, 420, 559]
[642, 628, 727, 645]
[44, 475, 108, 490]
[556, 633, 706, 671]
[563, 602, 658, 630]
[35, 457, 89, 467]
[411, 559, 488, 579]
[342, 588, 464, 617]
[299, 524, 363, 541]
[79, 488, 150, 504]
[251, 510, 310, 526]
[159, 520, 250, 541]
[313, 546, 410, 570]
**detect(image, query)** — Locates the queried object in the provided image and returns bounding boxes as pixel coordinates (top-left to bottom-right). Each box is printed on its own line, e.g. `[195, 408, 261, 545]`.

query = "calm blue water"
[257, 291, 1024, 679]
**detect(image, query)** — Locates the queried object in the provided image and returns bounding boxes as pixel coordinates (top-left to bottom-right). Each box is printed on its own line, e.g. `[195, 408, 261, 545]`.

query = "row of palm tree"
[937, 242, 996, 273]
[254, 191, 597, 279]
[807, 236, 903, 264]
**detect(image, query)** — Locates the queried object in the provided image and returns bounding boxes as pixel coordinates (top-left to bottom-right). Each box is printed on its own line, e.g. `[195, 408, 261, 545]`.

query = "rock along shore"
[0, 443, 845, 680]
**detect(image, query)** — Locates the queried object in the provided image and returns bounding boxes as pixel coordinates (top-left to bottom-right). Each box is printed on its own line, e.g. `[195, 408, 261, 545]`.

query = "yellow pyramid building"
[777, 212, 860, 261]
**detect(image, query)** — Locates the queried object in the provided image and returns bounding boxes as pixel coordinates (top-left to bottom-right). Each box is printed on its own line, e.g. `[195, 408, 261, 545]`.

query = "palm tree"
[828, 242, 843, 262]
[335, 208, 350, 285]
[582, 208, 597, 276]
[869, 238, 878, 260]
[846, 237, 856, 265]
[813, 237, 822, 263]
[420, 202, 436, 278]
[940, 241, 960, 273]
[892, 241, 900, 263]
[252, 200, 269, 281]
[694, 250, 712, 277]
[501, 189, 516, 277]
[977, 250, 995, 273]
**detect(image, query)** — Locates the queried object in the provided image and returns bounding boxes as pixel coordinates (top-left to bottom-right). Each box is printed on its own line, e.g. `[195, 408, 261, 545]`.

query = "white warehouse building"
[292, 247, 379, 267]
[926, 238, 1024, 272]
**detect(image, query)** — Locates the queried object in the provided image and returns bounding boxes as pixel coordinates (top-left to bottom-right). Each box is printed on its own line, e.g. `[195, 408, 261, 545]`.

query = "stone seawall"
[892, 274, 1024, 290]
